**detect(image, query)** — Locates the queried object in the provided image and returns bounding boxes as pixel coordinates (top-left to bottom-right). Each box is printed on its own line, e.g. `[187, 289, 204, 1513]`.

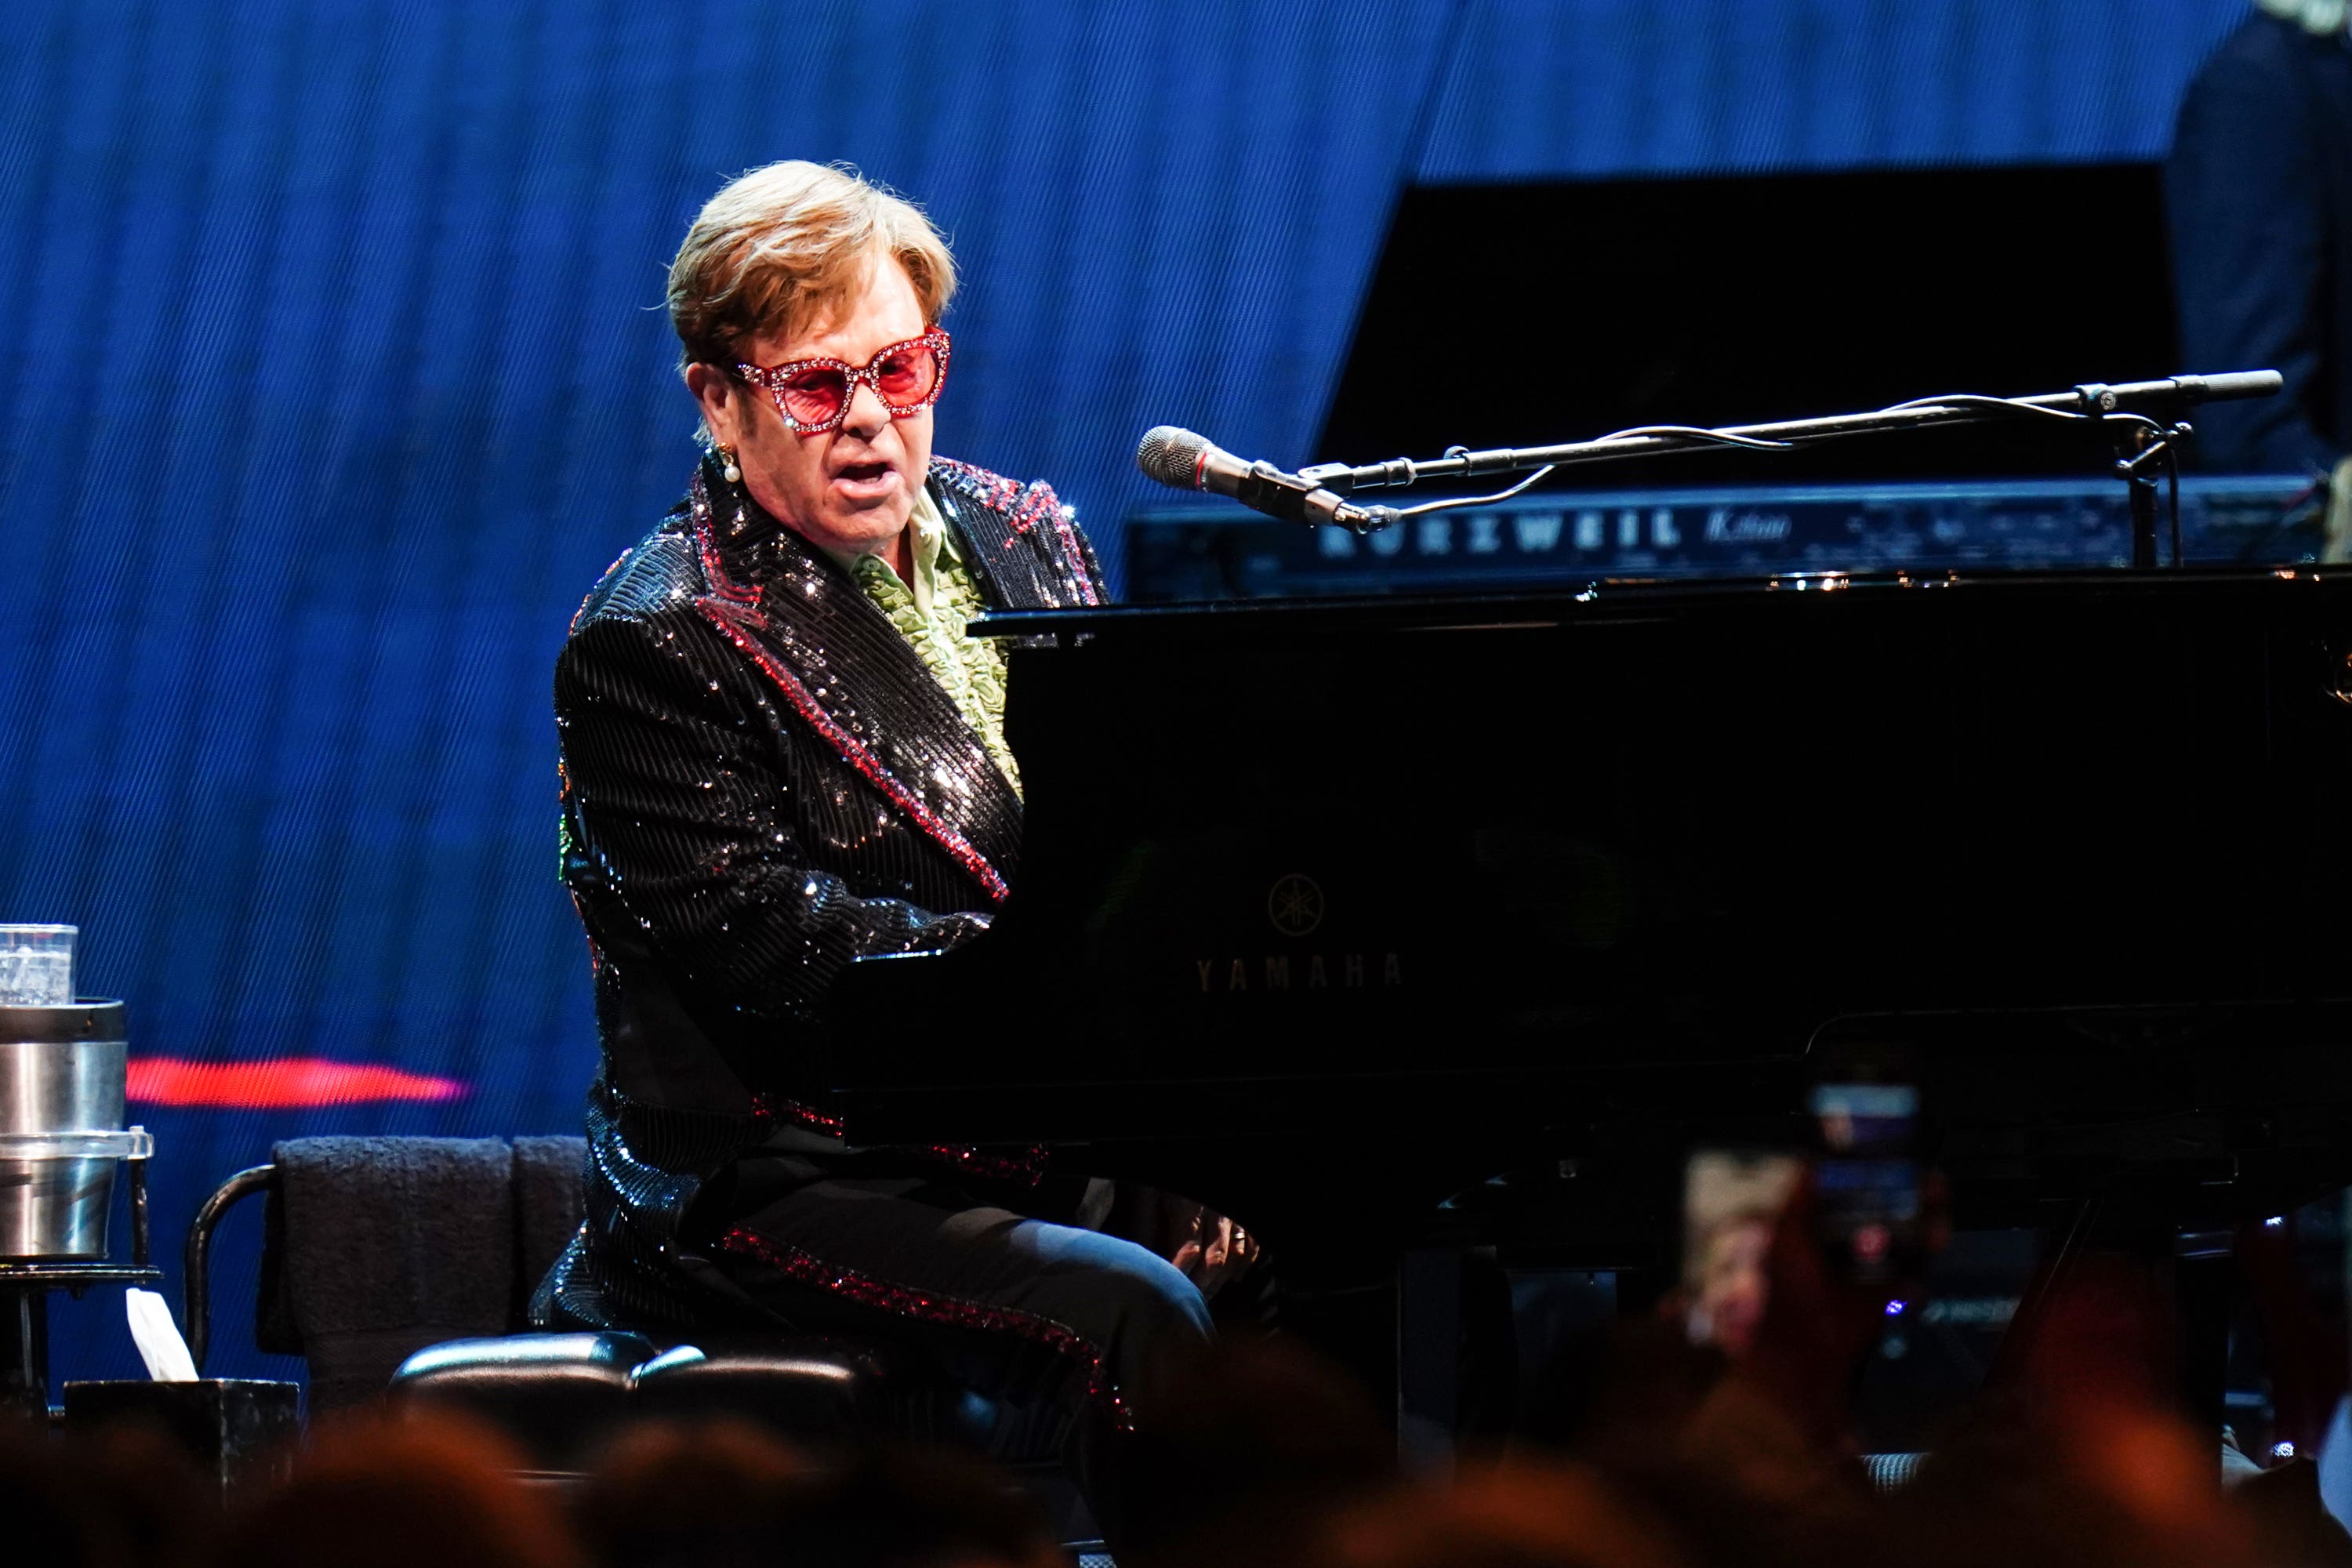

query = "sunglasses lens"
[759, 339, 942, 428]
[872, 343, 941, 408]
[780, 367, 850, 427]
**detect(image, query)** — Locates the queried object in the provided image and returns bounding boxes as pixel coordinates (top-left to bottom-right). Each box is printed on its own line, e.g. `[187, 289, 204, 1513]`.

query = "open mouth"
[837, 461, 891, 485]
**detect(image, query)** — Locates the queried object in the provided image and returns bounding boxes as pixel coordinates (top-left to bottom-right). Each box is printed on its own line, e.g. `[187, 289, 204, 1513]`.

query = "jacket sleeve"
[556, 606, 989, 1031]
[2166, 47, 2337, 474]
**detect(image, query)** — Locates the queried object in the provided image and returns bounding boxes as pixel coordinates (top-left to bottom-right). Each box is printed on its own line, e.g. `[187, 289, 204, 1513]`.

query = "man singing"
[534, 161, 1210, 1523]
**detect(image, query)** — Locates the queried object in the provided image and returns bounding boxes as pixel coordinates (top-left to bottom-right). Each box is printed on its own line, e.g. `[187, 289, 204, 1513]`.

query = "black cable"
[1883, 392, 2090, 424]
[1390, 465, 1559, 518]
[1369, 392, 2182, 534]
[1586, 423, 1796, 452]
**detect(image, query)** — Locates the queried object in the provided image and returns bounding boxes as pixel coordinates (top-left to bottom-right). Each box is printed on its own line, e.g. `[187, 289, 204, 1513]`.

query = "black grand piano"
[830, 562, 2352, 1415]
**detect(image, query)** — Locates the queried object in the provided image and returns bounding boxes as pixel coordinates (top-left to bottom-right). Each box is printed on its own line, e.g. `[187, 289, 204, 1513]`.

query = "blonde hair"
[667, 161, 956, 373]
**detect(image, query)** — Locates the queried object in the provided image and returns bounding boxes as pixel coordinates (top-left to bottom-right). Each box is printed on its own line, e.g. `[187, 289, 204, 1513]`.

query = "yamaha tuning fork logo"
[1189, 874, 1404, 995]
[1266, 873, 1324, 938]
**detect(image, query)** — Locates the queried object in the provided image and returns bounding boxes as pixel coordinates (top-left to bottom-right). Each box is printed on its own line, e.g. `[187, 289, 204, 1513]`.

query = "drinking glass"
[0, 926, 75, 1005]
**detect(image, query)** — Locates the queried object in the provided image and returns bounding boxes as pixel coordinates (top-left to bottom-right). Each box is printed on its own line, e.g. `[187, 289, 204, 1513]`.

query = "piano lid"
[968, 564, 2352, 641]
[836, 567, 2352, 1130]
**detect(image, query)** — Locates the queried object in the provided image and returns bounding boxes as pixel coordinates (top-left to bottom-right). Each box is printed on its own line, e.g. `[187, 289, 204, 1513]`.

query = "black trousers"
[703, 1173, 1214, 1540]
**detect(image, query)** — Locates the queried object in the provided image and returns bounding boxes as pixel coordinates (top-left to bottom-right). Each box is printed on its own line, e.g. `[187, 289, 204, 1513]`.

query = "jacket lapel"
[930, 458, 1105, 609]
[685, 466, 1022, 906]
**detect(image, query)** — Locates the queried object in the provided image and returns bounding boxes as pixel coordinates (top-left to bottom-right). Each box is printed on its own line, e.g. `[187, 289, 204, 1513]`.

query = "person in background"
[2168, 0, 2352, 554]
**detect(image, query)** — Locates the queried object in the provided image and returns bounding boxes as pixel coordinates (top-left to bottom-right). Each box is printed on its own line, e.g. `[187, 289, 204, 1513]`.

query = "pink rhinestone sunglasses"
[734, 328, 952, 435]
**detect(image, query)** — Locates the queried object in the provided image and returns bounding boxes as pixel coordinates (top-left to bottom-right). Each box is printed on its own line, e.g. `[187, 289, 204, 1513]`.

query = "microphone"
[1136, 426, 1396, 532]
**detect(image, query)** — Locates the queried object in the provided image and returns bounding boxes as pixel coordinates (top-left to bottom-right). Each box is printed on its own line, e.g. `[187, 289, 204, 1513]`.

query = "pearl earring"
[718, 445, 742, 484]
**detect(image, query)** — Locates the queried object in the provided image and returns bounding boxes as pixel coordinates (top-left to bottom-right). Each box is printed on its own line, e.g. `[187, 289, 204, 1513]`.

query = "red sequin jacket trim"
[752, 1094, 1048, 1187]
[690, 496, 1013, 905]
[930, 457, 1102, 605]
[751, 1092, 846, 1138]
[715, 1225, 1134, 1430]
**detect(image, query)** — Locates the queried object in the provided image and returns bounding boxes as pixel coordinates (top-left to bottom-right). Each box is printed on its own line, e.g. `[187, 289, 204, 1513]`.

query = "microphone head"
[1136, 426, 1209, 489]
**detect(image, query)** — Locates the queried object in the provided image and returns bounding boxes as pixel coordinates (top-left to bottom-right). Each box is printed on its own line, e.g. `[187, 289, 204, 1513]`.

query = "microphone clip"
[1232, 459, 1327, 523]
[1224, 458, 1397, 533]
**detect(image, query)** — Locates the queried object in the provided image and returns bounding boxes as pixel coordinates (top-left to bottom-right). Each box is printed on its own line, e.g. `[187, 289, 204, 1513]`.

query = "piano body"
[829, 567, 2352, 1404]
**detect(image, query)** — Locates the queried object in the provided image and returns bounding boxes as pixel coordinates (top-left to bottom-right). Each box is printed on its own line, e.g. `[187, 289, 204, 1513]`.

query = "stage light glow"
[125, 1058, 465, 1108]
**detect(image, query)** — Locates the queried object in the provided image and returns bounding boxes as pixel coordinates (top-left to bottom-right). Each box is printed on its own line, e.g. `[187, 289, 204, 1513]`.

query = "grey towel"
[266, 1135, 514, 1411]
[510, 1134, 587, 1313]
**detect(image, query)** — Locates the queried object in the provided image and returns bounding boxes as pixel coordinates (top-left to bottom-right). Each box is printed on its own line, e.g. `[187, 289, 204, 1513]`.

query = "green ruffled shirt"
[826, 488, 1022, 795]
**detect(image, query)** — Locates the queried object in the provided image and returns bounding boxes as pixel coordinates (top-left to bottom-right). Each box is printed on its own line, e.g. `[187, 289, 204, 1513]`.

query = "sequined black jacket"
[534, 452, 1105, 1330]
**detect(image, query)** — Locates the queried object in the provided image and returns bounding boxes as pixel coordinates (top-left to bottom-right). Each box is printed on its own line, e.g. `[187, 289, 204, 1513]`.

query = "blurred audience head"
[1889, 1254, 2263, 1568]
[1308, 1460, 1688, 1568]
[578, 1415, 807, 1567]
[69, 1418, 220, 1568]
[0, 1420, 123, 1568]
[24, 1225, 2352, 1568]
[1123, 1334, 1396, 1565]
[207, 1408, 579, 1568]
[582, 1419, 1056, 1568]
[0, 1413, 219, 1568]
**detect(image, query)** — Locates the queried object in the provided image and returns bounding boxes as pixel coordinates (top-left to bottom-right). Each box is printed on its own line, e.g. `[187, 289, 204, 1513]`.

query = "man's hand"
[1171, 1210, 1261, 1299]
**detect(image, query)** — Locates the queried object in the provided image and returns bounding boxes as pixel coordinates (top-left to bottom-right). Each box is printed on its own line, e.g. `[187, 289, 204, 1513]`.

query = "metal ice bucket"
[0, 1000, 130, 1259]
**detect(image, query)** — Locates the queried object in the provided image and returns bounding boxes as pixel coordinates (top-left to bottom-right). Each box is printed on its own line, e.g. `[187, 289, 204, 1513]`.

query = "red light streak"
[125, 1058, 465, 1109]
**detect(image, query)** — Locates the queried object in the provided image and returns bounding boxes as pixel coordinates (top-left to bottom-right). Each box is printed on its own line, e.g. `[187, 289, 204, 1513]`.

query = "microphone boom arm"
[1294, 372, 2283, 497]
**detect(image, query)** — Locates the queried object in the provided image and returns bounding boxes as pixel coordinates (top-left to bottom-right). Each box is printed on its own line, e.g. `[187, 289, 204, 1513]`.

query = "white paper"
[125, 1287, 198, 1381]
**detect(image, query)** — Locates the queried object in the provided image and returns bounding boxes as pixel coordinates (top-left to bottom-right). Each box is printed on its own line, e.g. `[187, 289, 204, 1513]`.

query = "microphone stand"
[1294, 371, 2278, 569]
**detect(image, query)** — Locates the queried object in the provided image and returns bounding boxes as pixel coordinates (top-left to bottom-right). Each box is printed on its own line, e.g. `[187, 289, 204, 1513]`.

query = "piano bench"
[390, 1332, 655, 1471]
[628, 1333, 1006, 1449]
[388, 1330, 1013, 1473]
